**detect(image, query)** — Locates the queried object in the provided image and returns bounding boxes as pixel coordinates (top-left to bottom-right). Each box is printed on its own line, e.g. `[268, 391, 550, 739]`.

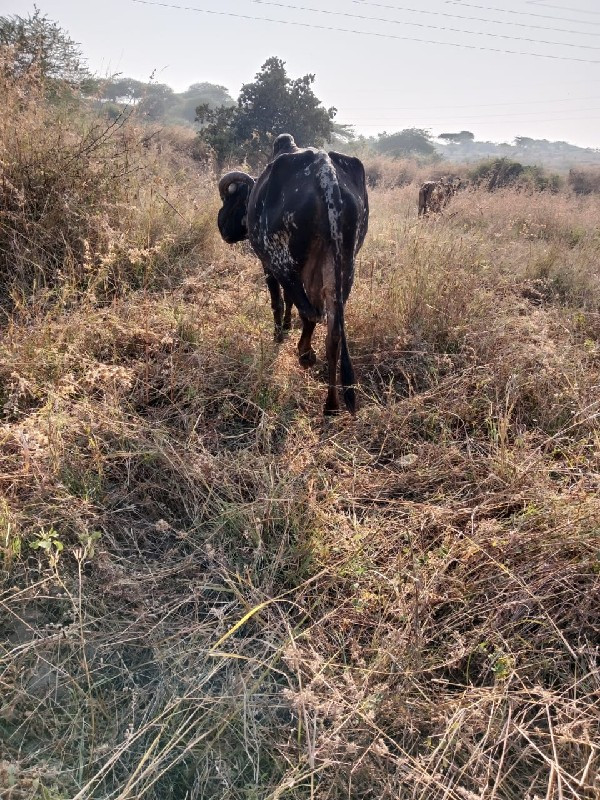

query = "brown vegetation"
[0, 55, 216, 304]
[1, 61, 599, 800]
[362, 155, 467, 191]
[569, 166, 600, 196]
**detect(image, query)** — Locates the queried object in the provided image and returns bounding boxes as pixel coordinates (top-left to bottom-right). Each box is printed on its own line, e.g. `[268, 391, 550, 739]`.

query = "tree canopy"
[93, 77, 234, 124]
[170, 82, 234, 125]
[0, 9, 88, 86]
[438, 131, 475, 144]
[372, 128, 436, 158]
[196, 57, 337, 167]
[83, 76, 172, 121]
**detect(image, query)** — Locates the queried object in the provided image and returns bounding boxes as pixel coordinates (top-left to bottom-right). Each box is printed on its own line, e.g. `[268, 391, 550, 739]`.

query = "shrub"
[568, 166, 600, 194]
[522, 164, 562, 192]
[469, 157, 525, 189]
[361, 155, 465, 189]
[0, 52, 217, 302]
[469, 157, 561, 192]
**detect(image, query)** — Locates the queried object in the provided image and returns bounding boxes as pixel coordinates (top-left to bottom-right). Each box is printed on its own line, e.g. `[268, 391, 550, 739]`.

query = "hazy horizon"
[4, 0, 600, 148]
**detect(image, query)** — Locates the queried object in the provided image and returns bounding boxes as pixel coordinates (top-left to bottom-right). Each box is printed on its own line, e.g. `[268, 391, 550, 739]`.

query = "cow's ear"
[228, 182, 237, 195]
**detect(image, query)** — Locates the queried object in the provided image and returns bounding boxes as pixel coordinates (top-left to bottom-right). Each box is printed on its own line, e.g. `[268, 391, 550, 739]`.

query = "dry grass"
[569, 166, 600, 196]
[0, 54, 218, 309]
[1, 72, 599, 800]
[361, 155, 466, 190]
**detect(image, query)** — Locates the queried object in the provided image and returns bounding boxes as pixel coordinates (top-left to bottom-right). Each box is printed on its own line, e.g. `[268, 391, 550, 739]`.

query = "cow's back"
[248, 148, 367, 274]
[329, 151, 369, 255]
[250, 149, 328, 245]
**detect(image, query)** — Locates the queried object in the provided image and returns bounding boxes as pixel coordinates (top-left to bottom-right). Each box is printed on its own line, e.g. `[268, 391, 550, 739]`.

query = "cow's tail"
[318, 155, 357, 414]
[339, 309, 356, 413]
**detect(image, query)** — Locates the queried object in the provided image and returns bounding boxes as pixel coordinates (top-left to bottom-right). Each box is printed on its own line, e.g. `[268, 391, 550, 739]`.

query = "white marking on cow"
[256, 207, 300, 278]
[315, 155, 344, 301]
[321, 251, 336, 324]
[283, 211, 297, 229]
[263, 229, 294, 276]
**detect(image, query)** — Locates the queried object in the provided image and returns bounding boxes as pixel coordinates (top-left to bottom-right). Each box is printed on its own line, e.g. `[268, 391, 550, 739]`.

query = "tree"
[514, 136, 536, 149]
[373, 128, 435, 158]
[170, 82, 234, 124]
[195, 103, 238, 164]
[438, 130, 475, 145]
[96, 77, 147, 104]
[92, 78, 235, 126]
[0, 9, 88, 86]
[196, 57, 337, 166]
[469, 157, 524, 190]
[136, 82, 175, 121]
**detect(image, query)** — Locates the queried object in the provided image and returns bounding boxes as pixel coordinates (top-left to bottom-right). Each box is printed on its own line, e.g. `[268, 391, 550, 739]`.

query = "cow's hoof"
[274, 328, 285, 343]
[283, 318, 292, 331]
[323, 402, 341, 416]
[298, 349, 316, 368]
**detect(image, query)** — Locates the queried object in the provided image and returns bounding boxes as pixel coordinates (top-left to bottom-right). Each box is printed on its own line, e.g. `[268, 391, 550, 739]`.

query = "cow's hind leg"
[265, 274, 286, 342]
[324, 312, 341, 414]
[276, 272, 322, 323]
[297, 315, 316, 367]
[283, 290, 293, 331]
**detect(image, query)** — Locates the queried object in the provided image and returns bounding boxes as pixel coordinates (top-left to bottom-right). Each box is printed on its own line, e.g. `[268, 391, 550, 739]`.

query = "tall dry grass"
[1, 70, 599, 800]
[0, 53, 218, 310]
[361, 155, 466, 190]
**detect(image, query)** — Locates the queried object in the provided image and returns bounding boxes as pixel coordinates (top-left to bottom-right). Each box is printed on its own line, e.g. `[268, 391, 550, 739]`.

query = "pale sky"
[3, 0, 600, 148]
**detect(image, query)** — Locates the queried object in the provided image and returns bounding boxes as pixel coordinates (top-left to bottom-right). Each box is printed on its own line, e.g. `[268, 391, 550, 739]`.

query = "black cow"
[418, 176, 462, 217]
[418, 181, 443, 217]
[217, 133, 369, 415]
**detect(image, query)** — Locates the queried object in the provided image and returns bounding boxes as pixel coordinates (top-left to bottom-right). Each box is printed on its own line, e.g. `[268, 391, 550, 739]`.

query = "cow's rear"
[314, 153, 366, 413]
[217, 135, 368, 415]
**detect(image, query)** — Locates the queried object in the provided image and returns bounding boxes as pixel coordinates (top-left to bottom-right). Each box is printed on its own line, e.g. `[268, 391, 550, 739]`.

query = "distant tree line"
[434, 130, 600, 168]
[0, 10, 233, 125]
[92, 77, 234, 126]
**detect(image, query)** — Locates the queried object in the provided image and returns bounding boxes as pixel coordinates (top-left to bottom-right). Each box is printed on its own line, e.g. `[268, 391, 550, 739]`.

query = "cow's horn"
[218, 171, 254, 199]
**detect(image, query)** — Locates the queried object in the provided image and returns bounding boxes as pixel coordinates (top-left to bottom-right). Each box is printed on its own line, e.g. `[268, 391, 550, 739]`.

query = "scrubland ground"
[1, 72, 599, 800]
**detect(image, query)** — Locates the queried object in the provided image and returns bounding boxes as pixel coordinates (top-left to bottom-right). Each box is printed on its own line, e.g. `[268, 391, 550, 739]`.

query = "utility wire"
[254, 0, 600, 50]
[351, 0, 599, 37]
[347, 105, 600, 120]
[130, 0, 600, 64]
[524, 2, 600, 14]
[339, 95, 600, 110]
[348, 109, 600, 121]
[442, 1, 600, 26]
[349, 113, 600, 127]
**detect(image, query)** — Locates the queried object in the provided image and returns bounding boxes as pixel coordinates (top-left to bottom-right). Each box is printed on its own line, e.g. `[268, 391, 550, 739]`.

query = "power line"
[524, 2, 600, 14]
[253, 0, 600, 51]
[351, 0, 600, 37]
[130, 0, 600, 64]
[347, 105, 600, 120]
[348, 113, 600, 127]
[338, 95, 600, 110]
[347, 107, 600, 121]
[442, 1, 600, 27]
